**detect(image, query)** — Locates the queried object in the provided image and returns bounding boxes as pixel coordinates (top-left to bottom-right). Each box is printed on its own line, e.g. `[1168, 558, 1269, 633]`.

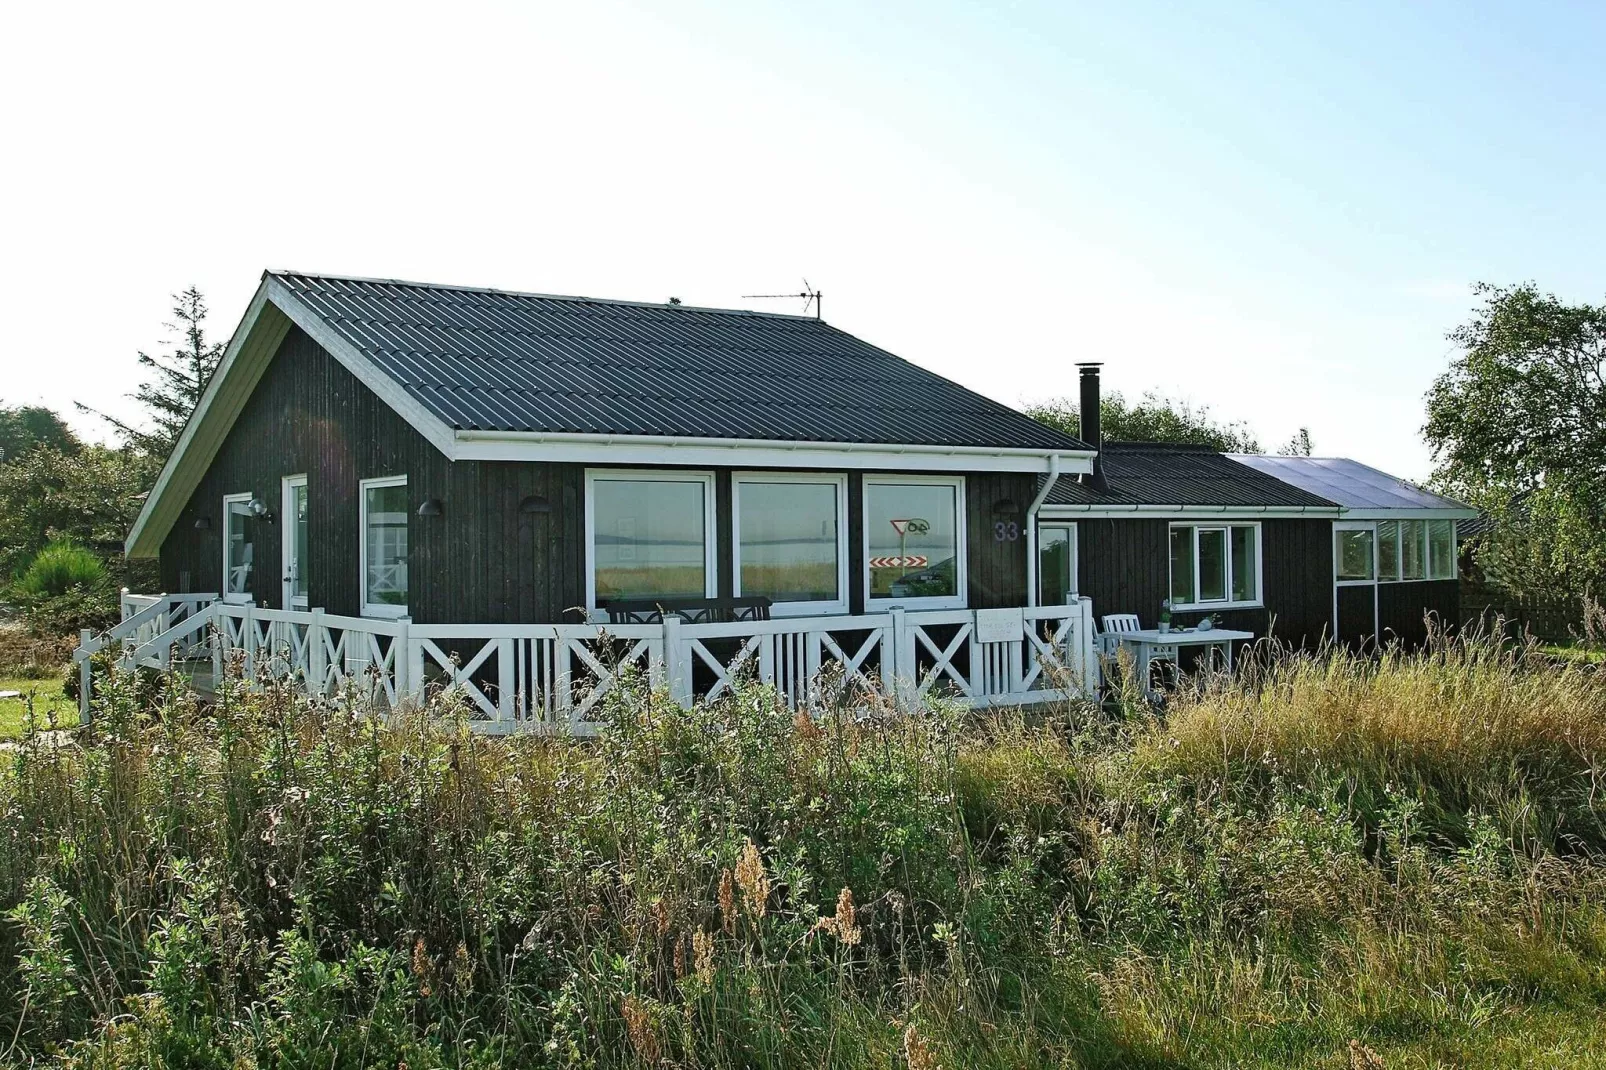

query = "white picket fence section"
[80, 595, 1098, 734]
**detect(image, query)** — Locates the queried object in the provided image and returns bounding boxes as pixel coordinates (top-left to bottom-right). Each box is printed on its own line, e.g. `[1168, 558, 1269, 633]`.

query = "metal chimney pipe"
[1076, 363, 1102, 449]
[1076, 362, 1107, 490]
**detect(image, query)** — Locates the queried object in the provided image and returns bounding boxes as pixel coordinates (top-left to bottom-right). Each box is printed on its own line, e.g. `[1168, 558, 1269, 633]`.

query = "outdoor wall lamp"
[992, 498, 1019, 517]
[519, 494, 552, 514]
[248, 498, 274, 523]
[193, 515, 212, 531]
[417, 497, 444, 516]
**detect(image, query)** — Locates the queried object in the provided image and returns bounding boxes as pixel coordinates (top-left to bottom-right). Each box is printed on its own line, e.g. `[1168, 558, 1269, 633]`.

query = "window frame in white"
[1427, 519, 1457, 580]
[584, 468, 719, 612]
[1036, 521, 1079, 605]
[731, 471, 849, 617]
[1334, 521, 1377, 585]
[281, 474, 309, 609]
[359, 474, 410, 619]
[1167, 521, 1264, 611]
[221, 491, 254, 605]
[862, 474, 968, 611]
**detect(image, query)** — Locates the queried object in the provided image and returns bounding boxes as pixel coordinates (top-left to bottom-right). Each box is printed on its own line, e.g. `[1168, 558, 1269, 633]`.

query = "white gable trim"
[125, 277, 461, 558]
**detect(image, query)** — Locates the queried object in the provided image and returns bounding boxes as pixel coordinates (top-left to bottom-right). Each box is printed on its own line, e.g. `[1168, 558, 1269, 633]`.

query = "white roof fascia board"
[1336, 507, 1480, 521]
[263, 276, 459, 459]
[126, 281, 286, 558]
[1039, 503, 1341, 519]
[454, 430, 1096, 474]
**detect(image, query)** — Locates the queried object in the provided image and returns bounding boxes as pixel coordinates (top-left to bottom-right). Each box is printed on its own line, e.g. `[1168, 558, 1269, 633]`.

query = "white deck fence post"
[662, 616, 692, 707]
[889, 607, 912, 709]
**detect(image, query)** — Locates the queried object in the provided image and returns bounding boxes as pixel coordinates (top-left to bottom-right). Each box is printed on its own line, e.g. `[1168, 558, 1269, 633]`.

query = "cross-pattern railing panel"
[87, 596, 1098, 730]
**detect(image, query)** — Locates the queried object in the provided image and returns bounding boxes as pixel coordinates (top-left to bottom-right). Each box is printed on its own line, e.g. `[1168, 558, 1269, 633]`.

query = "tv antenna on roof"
[743, 279, 822, 320]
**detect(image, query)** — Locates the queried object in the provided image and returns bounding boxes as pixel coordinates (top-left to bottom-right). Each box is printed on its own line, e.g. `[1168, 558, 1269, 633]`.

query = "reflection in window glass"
[364, 482, 409, 609]
[1376, 521, 1399, 582]
[1169, 526, 1194, 605]
[1197, 528, 1228, 602]
[593, 478, 708, 601]
[225, 498, 252, 596]
[1038, 524, 1076, 604]
[738, 480, 839, 604]
[1231, 525, 1257, 602]
[1336, 528, 1374, 581]
[1400, 520, 1426, 580]
[1428, 520, 1455, 580]
[866, 482, 958, 601]
[290, 483, 309, 602]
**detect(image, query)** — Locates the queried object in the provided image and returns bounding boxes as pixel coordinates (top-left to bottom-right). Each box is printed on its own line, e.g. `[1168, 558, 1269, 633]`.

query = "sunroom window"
[588, 471, 717, 607]
[865, 476, 965, 608]
[1169, 523, 1260, 609]
[733, 474, 847, 614]
[1428, 520, 1456, 580]
[361, 476, 409, 617]
[1399, 520, 1426, 580]
[1336, 527, 1375, 582]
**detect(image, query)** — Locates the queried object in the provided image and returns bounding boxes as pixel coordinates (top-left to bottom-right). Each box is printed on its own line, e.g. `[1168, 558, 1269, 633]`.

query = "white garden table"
[1114, 627, 1255, 696]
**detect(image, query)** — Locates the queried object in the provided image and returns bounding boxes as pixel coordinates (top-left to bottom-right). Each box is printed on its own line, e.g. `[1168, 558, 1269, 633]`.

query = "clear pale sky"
[4, 0, 1602, 479]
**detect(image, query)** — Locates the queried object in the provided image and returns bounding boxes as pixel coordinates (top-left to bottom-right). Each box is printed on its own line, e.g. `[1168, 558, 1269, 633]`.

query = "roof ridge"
[267, 269, 824, 322]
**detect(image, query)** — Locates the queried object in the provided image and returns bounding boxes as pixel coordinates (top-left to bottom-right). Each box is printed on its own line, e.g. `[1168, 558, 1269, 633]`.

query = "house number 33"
[993, 520, 1020, 542]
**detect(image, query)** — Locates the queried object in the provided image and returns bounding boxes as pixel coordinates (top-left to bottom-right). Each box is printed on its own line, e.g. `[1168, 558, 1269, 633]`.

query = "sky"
[2, 0, 1602, 480]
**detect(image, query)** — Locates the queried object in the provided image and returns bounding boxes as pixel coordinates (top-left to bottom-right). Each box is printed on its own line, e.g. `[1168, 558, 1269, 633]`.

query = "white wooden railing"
[79, 597, 1097, 733]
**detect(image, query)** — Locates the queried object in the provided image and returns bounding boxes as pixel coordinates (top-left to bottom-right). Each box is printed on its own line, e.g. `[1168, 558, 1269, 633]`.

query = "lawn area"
[1543, 642, 1606, 665]
[0, 674, 75, 738]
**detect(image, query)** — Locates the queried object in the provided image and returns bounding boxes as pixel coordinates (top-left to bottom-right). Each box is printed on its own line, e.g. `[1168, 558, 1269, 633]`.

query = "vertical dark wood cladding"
[1377, 579, 1459, 648]
[158, 327, 589, 624]
[1075, 517, 1335, 649]
[158, 327, 1037, 622]
[966, 472, 1034, 609]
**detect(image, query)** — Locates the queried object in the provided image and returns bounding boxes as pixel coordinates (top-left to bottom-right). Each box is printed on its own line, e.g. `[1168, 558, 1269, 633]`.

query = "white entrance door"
[282, 475, 309, 608]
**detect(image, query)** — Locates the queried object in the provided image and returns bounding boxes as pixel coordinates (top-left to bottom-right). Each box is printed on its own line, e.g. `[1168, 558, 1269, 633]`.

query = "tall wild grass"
[1, 629, 1605, 1067]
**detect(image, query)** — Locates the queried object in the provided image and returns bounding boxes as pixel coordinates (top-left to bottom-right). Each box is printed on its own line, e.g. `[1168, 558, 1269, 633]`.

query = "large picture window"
[1169, 523, 1260, 609]
[222, 492, 253, 604]
[733, 473, 847, 615]
[588, 471, 717, 608]
[864, 476, 966, 608]
[361, 476, 409, 617]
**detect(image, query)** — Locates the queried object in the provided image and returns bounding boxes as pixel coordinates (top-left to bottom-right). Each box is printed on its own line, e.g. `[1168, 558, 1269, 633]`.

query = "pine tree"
[79, 287, 225, 459]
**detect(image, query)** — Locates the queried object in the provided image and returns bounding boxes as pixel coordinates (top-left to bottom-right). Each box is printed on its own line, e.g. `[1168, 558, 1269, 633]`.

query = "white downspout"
[1024, 454, 1062, 608]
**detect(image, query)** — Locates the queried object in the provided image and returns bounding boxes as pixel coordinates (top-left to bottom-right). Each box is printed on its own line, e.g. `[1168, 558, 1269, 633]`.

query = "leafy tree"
[1027, 391, 1262, 452]
[0, 405, 78, 464]
[1424, 282, 1606, 598]
[78, 287, 225, 458]
[1278, 427, 1313, 456]
[0, 445, 159, 592]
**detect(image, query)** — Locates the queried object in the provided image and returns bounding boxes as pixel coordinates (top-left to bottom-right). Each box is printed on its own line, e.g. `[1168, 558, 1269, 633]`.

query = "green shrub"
[13, 540, 106, 599]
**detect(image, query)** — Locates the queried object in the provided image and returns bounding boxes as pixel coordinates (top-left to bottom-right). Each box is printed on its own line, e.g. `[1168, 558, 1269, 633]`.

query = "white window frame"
[1334, 521, 1377, 586]
[1167, 521, 1263, 611]
[282, 474, 309, 609]
[1037, 521, 1079, 605]
[221, 491, 254, 605]
[584, 468, 719, 612]
[1427, 519, 1457, 581]
[731, 471, 849, 617]
[359, 475, 409, 619]
[863, 474, 968, 611]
